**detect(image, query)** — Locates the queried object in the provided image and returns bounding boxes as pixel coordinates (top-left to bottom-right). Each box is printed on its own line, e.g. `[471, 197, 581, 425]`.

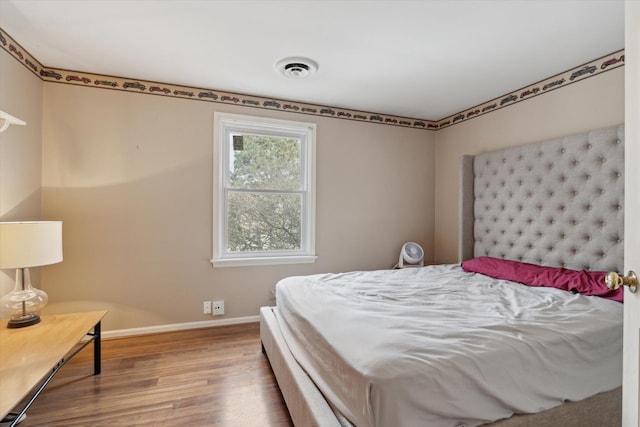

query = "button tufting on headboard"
[459, 124, 624, 272]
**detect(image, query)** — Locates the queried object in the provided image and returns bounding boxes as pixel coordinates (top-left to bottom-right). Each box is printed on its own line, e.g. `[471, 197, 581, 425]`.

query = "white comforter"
[275, 264, 623, 427]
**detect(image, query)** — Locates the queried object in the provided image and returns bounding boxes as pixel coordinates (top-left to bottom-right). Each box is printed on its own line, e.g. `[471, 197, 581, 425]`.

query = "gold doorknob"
[605, 271, 638, 293]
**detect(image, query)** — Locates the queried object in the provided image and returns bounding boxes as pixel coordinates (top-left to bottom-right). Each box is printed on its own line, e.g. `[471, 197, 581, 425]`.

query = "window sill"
[211, 255, 317, 268]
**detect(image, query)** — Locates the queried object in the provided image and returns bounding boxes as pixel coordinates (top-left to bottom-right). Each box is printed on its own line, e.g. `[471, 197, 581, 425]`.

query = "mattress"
[274, 264, 623, 427]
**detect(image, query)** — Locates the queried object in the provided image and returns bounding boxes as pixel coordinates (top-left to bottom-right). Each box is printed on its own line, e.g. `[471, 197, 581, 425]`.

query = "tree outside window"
[227, 134, 302, 252]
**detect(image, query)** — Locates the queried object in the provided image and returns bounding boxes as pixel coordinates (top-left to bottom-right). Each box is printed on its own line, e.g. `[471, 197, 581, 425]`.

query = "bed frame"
[261, 124, 625, 427]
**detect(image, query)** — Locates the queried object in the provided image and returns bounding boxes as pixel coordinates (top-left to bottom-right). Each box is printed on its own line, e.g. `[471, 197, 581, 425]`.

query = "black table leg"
[94, 320, 101, 375]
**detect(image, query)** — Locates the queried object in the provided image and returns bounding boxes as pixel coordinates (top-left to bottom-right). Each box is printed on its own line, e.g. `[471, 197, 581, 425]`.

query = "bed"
[260, 124, 625, 427]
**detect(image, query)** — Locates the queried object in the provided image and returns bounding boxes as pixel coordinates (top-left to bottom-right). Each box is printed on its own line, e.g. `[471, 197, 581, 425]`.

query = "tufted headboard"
[459, 124, 624, 273]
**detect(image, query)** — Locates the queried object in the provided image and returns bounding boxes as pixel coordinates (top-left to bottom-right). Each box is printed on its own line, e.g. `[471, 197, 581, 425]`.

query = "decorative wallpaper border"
[0, 28, 625, 131]
[436, 49, 625, 129]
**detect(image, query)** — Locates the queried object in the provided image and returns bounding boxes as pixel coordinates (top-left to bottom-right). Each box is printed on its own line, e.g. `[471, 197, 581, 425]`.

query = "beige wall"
[40, 83, 435, 331]
[0, 45, 625, 332]
[0, 49, 43, 295]
[433, 67, 625, 264]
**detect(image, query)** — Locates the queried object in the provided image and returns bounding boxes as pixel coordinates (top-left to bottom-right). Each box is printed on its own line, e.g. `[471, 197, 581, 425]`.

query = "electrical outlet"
[203, 301, 212, 314]
[212, 300, 224, 315]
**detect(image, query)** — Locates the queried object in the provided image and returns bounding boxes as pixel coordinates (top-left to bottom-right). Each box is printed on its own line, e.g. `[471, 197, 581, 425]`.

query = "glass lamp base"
[0, 268, 48, 329]
[7, 313, 41, 328]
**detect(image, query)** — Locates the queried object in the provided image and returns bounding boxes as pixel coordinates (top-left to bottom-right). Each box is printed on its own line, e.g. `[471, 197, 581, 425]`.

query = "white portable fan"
[397, 242, 424, 268]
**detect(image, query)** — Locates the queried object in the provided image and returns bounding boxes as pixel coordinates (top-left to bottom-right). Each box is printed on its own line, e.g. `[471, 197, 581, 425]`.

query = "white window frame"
[212, 112, 316, 267]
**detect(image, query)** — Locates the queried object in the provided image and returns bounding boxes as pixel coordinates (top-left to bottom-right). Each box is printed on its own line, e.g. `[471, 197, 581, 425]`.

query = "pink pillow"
[461, 256, 623, 303]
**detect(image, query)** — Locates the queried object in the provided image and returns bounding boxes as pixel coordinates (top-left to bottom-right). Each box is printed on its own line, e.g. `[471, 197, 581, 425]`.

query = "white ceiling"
[0, 0, 625, 120]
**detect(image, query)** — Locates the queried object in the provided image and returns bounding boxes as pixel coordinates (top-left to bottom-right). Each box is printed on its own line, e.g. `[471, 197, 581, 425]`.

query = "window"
[212, 113, 316, 267]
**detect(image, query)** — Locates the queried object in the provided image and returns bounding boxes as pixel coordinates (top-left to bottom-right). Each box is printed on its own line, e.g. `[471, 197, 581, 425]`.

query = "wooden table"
[0, 310, 107, 425]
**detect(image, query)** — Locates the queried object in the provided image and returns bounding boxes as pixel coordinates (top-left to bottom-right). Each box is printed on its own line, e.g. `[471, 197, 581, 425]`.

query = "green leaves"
[229, 134, 301, 191]
[226, 134, 303, 252]
[227, 193, 301, 252]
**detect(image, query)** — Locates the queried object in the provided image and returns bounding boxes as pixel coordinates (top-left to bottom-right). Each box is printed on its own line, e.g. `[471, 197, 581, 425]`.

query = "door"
[623, 2, 639, 426]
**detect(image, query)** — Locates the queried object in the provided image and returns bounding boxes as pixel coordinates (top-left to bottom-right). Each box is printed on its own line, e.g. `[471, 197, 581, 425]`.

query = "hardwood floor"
[15, 322, 293, 426]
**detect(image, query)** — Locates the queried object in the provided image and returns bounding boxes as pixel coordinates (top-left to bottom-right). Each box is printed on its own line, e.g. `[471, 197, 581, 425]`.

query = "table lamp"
[0, 221, 63, 328]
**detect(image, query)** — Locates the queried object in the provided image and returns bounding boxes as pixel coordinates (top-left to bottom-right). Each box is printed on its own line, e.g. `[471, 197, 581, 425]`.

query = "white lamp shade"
[0, 221, 63, 269]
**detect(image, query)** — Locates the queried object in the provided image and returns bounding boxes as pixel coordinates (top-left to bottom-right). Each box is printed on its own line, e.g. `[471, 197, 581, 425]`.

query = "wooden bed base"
[261, 306, 621, 427]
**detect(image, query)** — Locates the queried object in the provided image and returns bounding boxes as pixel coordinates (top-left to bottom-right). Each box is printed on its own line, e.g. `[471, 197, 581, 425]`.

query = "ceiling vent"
[275, 57, 318, 79]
